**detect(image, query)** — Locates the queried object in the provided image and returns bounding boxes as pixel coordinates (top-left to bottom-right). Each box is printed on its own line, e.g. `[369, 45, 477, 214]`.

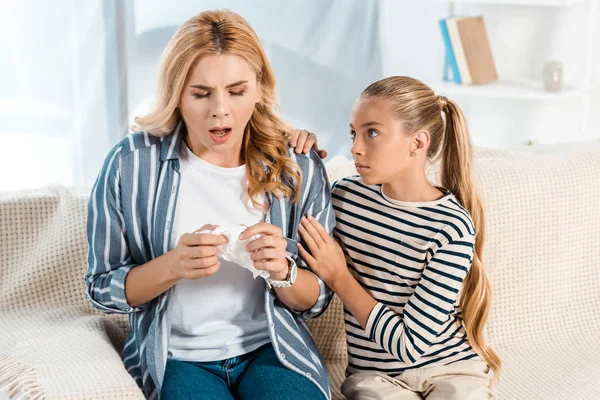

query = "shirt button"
[280, 353, 286, 359]
[270, 323, 274, 327]
[307, 373, 312, 378]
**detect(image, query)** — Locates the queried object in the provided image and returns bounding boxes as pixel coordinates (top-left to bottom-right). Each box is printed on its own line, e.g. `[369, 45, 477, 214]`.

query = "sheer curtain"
[0, 0, 383, 192]
[0, 0, 129, 192]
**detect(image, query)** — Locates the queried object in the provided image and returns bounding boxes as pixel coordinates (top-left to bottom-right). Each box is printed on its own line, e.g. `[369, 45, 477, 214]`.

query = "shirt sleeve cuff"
[110, 265, 144, 312]
[296, 270, 333, 320]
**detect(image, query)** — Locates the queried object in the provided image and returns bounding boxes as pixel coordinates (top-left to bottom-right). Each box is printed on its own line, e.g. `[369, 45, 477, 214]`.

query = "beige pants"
[341, 360, 494, 400]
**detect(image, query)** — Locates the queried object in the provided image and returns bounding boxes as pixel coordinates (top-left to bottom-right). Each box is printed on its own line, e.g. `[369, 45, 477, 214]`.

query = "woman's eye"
[230, 90, 245, 96]
[368, 129, 379, 138]
[349, 131, 356, 141]
[193, 93, 209, 99]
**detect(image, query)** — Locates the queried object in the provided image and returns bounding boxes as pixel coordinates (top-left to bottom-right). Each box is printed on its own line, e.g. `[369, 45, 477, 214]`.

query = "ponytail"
[439, 95, 501, 385]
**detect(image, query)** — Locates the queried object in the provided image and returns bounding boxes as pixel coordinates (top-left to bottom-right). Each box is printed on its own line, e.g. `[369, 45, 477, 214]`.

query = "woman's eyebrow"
[190, 80, 249, 90]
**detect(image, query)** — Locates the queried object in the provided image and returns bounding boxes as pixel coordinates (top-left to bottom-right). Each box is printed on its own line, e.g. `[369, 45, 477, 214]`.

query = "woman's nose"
[211, 94, 229, 118]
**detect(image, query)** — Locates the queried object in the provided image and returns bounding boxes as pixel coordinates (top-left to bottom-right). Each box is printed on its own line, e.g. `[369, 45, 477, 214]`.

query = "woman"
[85, 9, 334, 400]
[298, 76, 500, 399]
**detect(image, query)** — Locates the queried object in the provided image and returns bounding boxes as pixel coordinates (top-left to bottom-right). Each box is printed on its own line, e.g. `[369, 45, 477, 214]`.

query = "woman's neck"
[381, 169, 443, 203]
[184, 135, 244, 168]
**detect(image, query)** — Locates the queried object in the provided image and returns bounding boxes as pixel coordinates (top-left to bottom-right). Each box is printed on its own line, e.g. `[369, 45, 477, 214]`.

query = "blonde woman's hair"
[133, 9, 300, 208]
[360, 76, 501, 385]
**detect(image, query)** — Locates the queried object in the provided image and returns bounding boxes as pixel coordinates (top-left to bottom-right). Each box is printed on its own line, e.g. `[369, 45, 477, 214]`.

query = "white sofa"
[1, 142, 599, 399]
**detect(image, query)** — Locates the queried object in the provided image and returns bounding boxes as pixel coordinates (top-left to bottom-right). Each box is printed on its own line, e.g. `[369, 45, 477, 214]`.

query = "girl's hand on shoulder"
[288, 129, 327, 159]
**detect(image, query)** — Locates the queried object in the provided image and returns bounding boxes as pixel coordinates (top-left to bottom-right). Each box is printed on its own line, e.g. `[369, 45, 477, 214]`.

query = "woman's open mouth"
[210, 127, 232, 144]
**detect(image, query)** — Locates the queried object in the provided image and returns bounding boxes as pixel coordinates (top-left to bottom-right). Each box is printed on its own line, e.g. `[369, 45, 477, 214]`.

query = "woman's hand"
[240, 222, 289, 281]
[288, 129, 327, 159]
[168, 224, 226, 280]
[298, 216, 348, 289]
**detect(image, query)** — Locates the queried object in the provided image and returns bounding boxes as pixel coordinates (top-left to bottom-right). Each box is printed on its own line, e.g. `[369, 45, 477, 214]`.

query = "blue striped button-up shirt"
[85, 121, 335, 399]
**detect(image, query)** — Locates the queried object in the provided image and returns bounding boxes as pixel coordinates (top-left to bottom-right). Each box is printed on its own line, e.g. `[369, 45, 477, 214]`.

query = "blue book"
[439, 18, 461, 84]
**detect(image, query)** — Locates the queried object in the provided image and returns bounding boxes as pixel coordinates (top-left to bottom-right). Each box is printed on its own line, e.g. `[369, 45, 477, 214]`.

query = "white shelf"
[434, 79, 590, 101]
[441, 0, 590, 6]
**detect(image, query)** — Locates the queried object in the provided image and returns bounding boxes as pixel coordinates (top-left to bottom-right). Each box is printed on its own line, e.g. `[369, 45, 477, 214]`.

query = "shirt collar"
[160, 119, 185, 162]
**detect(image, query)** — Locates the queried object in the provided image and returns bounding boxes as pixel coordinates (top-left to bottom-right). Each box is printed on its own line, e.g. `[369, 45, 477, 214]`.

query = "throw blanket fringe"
[0, 355, 45, 399]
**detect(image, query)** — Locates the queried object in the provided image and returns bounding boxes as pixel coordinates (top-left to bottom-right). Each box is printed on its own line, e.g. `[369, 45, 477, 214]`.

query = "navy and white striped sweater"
[332, 176, 481, 376]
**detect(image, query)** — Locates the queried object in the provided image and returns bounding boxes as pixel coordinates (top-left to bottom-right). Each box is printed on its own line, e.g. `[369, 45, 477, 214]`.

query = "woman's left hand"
[289, 129, 327, 159]
[298, 216, 348, 288]
[240, 222, 290, 281]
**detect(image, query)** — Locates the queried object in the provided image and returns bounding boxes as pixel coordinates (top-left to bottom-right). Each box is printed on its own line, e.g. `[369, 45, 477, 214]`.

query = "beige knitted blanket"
[0, 186, 140, 399]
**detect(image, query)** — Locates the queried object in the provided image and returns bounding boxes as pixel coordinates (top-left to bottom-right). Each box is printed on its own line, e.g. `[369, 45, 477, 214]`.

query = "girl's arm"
[299, 217, 474, 365]
[298, 216, 377, 327]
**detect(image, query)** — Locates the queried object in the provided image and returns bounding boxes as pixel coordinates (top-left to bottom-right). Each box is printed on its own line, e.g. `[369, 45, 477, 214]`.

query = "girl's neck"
[381, 170, 444, 203]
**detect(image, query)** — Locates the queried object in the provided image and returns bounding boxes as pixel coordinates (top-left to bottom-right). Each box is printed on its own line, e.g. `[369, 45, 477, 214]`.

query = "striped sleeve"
[364, 237, 474, 365]
[295, 150, 336, 319]
[84, 141, 145, 314]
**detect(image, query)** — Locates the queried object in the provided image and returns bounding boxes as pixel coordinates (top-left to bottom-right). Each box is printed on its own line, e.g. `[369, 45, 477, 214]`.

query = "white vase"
[543, 61, 563, 93]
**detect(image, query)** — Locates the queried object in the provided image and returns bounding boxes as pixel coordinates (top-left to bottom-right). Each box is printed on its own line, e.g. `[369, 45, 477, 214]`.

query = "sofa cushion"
[474, 144, 600, 399]
[306, 295, 347, 400]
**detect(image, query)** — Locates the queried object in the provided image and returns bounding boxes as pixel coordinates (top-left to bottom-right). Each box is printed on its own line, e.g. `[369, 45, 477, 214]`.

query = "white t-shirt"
[167, 143, 270, 362]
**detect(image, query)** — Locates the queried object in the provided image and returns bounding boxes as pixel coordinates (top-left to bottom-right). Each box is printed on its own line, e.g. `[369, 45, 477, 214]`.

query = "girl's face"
[349, 98, 415, 185]
[179, 53, 261, 164]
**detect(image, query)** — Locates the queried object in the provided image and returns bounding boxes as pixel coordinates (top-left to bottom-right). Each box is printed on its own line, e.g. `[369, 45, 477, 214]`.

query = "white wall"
[380, 0, 600, 148]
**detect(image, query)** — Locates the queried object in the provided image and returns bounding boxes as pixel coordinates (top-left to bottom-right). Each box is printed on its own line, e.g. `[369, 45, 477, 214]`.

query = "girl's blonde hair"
[133, 9, 300, 208]
[360, 76, 501, 384]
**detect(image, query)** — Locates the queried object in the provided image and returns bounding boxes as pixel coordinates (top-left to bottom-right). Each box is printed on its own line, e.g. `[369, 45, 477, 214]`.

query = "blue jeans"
[161, 343, 326, 400]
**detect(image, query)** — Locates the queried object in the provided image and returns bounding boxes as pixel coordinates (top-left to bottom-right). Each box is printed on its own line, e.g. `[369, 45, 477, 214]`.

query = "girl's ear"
[411, 130, 431, 154]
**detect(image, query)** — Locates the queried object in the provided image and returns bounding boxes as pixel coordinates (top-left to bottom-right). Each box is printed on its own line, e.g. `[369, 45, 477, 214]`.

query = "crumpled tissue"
[197, 226, 270, 280]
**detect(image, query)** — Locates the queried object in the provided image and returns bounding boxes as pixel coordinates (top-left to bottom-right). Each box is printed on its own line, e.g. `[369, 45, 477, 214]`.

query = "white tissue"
[197, 226, 270, 280]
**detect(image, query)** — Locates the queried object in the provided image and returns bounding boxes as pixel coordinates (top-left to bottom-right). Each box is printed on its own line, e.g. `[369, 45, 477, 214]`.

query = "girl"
[86, 9, 334, 400]
[298, 76, 500, 399]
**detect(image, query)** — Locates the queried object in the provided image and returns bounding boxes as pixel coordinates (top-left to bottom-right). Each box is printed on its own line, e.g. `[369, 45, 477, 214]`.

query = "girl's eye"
[368, 129, 379, 138]
[230, 90, 245, 96]
[350, 130, 356, 141]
